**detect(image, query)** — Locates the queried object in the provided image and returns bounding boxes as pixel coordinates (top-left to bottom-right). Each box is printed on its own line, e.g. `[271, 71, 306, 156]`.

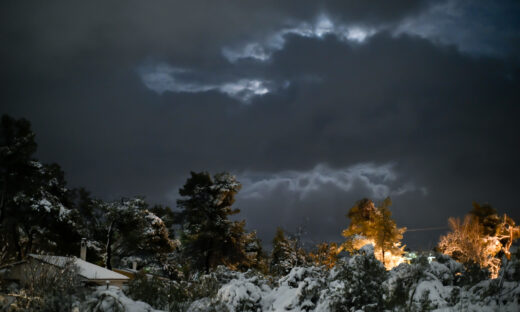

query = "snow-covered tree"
[103, 197, 176, 269]
[0, 115, 79, 260]
[270, 227, 307, 275]
[66, 188, 106, 262]
[149, 204, 178, 238]
[177, 171, 257, 272]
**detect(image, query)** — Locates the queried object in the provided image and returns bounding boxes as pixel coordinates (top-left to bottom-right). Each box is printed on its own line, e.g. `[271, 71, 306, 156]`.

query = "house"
[112, 267, 139, 279]
[112, 267, 170, 282]
[1, 254, 130, 288]
[0, 240, 129, 288]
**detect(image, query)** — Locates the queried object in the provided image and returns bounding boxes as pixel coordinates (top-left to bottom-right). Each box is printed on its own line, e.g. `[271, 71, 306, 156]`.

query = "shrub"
[125, 270, 169, 309]
[8, 259, 83, 312]
[330, 245, 387, 311]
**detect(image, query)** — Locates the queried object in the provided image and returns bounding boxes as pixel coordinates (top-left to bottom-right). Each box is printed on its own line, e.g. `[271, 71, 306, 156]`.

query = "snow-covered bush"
[386, 255, 451, 311]
[501, 256, 520, 282]
[9, 249, 519, 312]
[264, 266, 327, 311]
[458, 261, 491, 286]
[187, 298, 229, 312]
[125, 270, 170, 310]
[189, 266, 243, 300]
[415, 289, 434, 311]
[6, 259, 83, 312]
[82, 286, 161, 312]
[385, 276, 408, 309]
[411, 279, 449, 311]
[327, 245, 387, 311]
[166, 266, 258, 311]
[217, 273, 267, 312]
[435, 253, 464, 275]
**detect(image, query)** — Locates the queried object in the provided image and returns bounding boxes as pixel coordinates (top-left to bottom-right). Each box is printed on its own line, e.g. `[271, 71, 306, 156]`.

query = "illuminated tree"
[341, 198, 406, 269]
[469, 202, 520, 260]
[438, 215, 502, 278]
[309, 242, 339, 269]
[495, 214, 520, 259]
[374, 201, 406, 267]
[439, 203, 520, 278]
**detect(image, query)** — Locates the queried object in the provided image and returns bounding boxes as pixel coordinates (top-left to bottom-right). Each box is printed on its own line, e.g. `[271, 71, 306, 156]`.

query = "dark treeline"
[2, 114, 520, 312]
[0, 115, 273, 278]
[1, 114, 519, 280]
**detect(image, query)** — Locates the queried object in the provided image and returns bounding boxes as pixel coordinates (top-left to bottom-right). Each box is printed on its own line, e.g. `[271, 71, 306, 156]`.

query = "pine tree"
[0, 115, 177, 268]
[341, 197, 406, 269]
[176, 171, 253, 272]
[373, 199, 406, 269]
[270, 227, 307, 275]
[0, 115, 80, 260]
[67, 188, 106, 262]
[103, 197, 176, 269]
[241, 229, 268, 272]
[149, 204, 178, 239]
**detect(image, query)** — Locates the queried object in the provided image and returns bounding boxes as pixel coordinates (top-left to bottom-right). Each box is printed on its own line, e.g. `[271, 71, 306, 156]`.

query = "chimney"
[80, 238, 87, 261]
[132, 261, 137, 271]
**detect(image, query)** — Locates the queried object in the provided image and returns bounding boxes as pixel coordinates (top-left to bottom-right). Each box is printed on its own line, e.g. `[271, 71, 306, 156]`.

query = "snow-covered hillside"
[3, 246, 519, 311]
[186, 246, 520, 312]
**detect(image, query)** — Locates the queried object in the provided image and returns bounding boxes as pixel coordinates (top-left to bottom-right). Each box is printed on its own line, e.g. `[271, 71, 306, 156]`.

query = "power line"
[404, 226, 448, 232]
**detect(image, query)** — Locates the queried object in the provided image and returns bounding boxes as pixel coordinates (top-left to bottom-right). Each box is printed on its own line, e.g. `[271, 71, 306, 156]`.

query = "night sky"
[2, 0, 520, 249]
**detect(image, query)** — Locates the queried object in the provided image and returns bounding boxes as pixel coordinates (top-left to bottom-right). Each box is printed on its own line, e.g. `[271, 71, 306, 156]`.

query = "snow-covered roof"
[29, 254, 129, 281]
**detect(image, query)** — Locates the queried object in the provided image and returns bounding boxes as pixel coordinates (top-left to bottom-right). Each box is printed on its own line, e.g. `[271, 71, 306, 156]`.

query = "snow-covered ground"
[187, 246, 520, 312]
[83, 286, 162, 312]
[3, 246, 519, 311]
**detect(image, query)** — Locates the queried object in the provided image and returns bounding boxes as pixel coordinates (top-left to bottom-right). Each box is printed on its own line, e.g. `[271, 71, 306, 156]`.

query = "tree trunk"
[0, 189, 5, 224]
[381, 224, 387, 268]
[11, 224, 22, 261]
[205, 250, 211, 273]
[24, 228, 34, 256]
[106, 220, 115, 270]
[0, 180, 7, 225]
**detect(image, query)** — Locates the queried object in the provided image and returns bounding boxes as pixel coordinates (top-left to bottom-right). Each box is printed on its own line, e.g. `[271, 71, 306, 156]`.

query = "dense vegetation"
[1, 114, 520, 311]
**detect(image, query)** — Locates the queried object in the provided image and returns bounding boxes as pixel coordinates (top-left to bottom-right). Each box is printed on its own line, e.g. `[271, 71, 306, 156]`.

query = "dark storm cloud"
[137, 63, 283, 103]
[2, 0, 519, 249]
[234, 162, 428, 247]
[396, 0, 520, 58]
[238, 163, 423, 201]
